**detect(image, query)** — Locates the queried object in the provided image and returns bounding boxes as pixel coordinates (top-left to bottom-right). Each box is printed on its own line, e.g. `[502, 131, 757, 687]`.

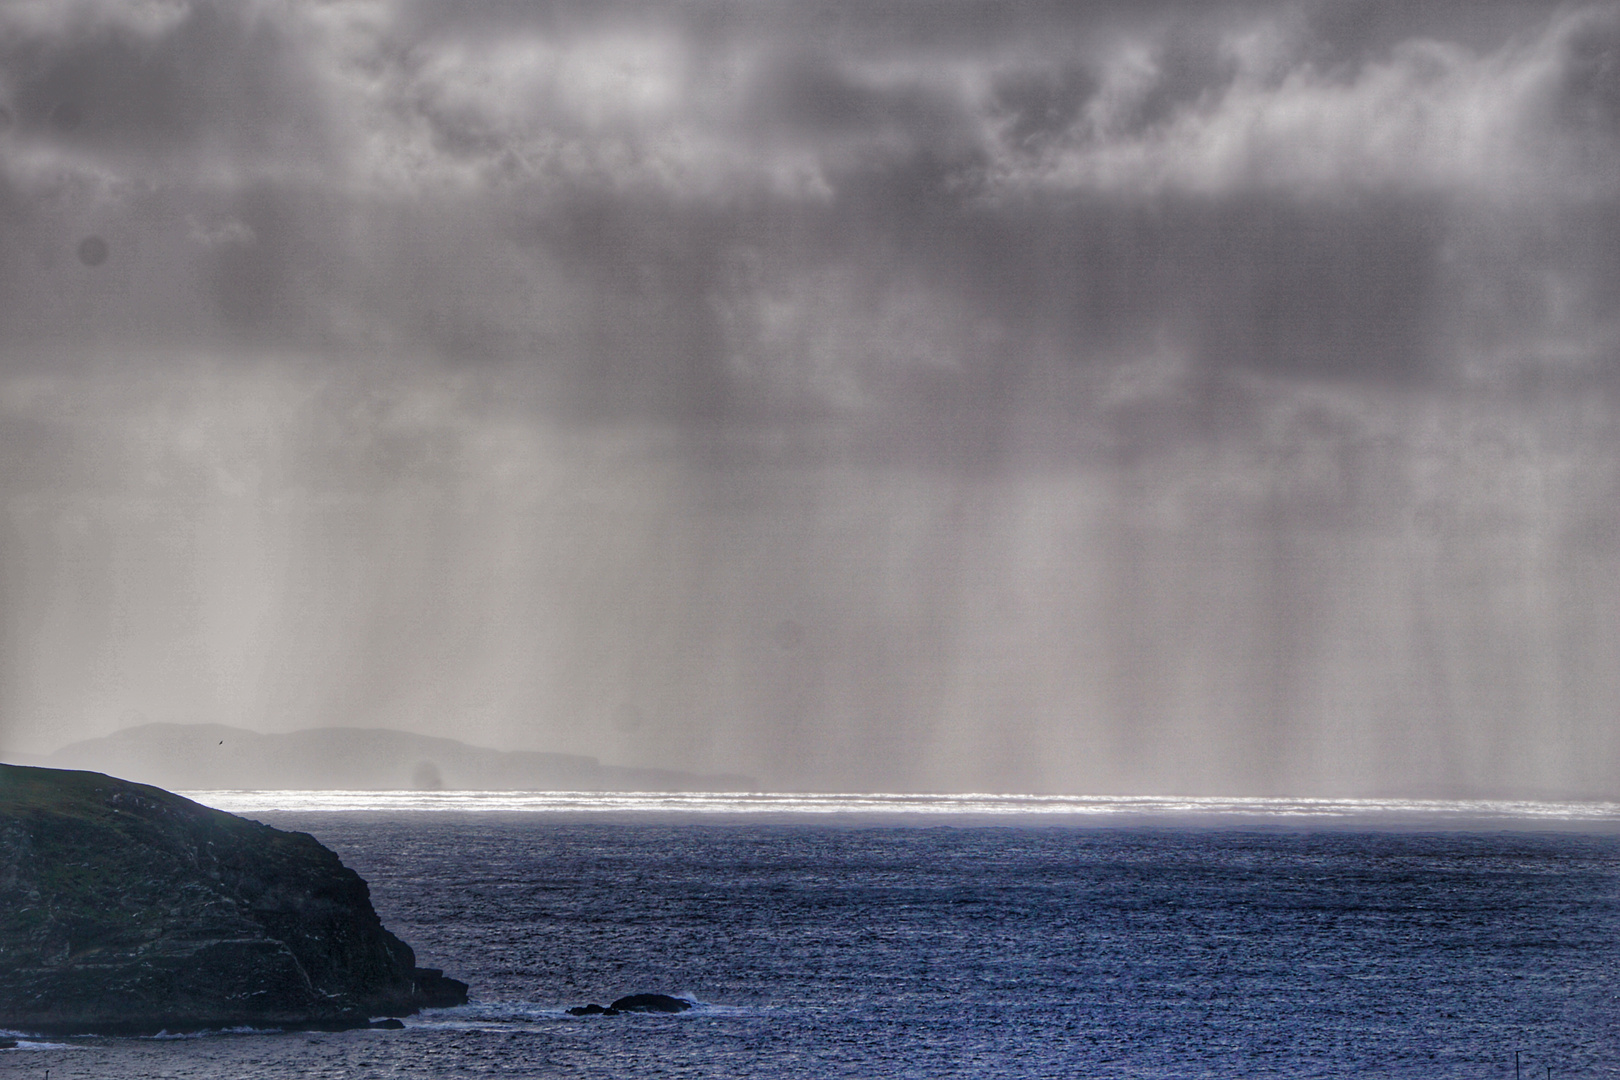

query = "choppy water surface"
[7, 801, 1620, 1078]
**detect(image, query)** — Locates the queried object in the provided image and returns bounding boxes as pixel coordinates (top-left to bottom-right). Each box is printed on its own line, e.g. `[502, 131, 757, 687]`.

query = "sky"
[1, 0, 1618, 797]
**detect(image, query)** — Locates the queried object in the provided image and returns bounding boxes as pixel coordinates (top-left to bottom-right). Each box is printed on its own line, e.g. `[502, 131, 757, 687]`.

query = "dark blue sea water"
[7, 811, 1620, 1078]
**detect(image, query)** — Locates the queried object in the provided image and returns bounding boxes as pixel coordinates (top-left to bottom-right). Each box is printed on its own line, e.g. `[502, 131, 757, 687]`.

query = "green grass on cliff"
[1, 761, 204, 818]
[0, 762, 349, 961]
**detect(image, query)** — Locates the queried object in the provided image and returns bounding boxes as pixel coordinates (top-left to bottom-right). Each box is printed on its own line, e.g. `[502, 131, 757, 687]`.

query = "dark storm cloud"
[2, 0, 1615, 434]
[0, 4, 322, 161]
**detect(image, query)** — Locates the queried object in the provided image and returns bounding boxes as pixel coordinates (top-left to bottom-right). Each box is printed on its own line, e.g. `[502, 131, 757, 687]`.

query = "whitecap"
[147, 1026, 283, 1040]
[0, 1031, 79, 1050]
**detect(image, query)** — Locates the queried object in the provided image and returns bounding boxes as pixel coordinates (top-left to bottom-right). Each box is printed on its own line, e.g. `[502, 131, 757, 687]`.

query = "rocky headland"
[0, 763, 466, 1035]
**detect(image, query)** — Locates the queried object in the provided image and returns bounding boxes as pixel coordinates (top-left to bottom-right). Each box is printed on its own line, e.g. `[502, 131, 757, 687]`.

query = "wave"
[0, 1033, 82, 1050]
[178, 789, 1620, 825]
[404, 999, 747, 1031]
[146, 1026, 285, 1040]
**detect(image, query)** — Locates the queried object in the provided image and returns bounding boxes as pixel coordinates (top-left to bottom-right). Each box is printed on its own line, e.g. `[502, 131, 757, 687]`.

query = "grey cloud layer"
[2, 1, 1618, 794]
[3, 2, 1616, 407]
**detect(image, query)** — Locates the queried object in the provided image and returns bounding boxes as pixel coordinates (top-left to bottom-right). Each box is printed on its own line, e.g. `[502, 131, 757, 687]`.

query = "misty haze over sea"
[4, 2, 1620, 797]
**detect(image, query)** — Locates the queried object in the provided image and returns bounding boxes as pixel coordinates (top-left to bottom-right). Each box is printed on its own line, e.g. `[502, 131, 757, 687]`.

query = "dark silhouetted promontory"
[0, 763, 467, 1035]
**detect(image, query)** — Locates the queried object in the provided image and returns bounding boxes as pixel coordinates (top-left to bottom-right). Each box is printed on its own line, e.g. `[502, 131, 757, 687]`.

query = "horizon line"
[177, 789, 1620, 824]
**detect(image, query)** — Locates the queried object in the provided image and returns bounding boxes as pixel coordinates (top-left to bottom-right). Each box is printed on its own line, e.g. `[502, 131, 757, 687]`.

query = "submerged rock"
[0, 763, 468, 1035]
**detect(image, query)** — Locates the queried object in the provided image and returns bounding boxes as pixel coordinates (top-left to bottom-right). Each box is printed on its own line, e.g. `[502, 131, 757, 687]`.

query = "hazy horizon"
[3, 0, 1619, 798]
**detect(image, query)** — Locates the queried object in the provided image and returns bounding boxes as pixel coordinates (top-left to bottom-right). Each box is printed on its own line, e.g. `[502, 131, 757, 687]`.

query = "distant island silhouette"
[10, 723, 755, 793]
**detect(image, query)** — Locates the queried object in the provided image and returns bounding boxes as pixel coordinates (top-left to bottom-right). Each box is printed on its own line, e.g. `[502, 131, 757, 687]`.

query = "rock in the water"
[0, 763, 469, 1035]
[411, 967, 470, 1008]
[608, 994, 693, 1013]
[568, 994, 693, 1016]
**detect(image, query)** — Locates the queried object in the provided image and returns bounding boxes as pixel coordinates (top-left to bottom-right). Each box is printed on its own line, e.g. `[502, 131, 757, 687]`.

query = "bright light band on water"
[181, 790, 1620, 823]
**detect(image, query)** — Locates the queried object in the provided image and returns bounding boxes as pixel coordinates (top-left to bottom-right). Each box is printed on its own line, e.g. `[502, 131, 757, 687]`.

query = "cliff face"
[0, 763, 466, 1035]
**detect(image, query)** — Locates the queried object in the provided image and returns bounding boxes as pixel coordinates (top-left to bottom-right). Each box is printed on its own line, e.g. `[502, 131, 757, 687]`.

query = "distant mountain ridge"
[10, 724, 756, 793]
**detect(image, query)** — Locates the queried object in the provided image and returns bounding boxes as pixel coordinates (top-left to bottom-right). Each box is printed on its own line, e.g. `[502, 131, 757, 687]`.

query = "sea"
[5, 792, 1620, 1079]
